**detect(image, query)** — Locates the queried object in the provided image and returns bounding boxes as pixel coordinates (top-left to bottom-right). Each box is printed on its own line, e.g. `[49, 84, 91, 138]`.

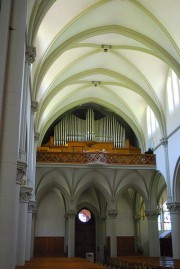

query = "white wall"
[35, 190, 65, 236]
[168, 128, 180, 199]
[106, 195, 134, 236]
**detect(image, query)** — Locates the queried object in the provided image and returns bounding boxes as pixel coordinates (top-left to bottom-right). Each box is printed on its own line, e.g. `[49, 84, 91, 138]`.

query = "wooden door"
[75, 209, 96, 259]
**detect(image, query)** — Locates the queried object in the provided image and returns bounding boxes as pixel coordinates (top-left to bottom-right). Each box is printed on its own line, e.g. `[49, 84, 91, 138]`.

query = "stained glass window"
[163, 203, 171, 231]
[158, 202, 171, 231]
[78, 209, 91, 223]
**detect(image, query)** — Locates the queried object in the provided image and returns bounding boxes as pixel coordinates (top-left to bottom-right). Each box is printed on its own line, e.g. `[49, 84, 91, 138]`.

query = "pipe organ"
[54, 109, 126, 148]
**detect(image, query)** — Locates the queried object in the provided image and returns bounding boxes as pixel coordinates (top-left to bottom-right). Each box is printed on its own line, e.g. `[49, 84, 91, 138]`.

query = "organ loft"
[37, 106, 140, 154]
[37, 106, 155, 166]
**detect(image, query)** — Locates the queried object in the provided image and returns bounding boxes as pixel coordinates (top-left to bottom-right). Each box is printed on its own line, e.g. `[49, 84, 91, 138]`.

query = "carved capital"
[107, 210, 118, 219]
[26, 46, 36, 64]
[160, 137, 168, 147]
[16, 160, 27, 184]
[145, 209, 160, 220]
[20, 186, 32, 203]
[167, 202, 180, 214]
[31, 101, 38, 114]
[65, 210, 76, 219]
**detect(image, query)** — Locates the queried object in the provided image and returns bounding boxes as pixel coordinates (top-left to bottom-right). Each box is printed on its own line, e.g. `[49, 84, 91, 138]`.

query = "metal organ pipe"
[86, 110, 88, 140]
[53, 110, 126, 147]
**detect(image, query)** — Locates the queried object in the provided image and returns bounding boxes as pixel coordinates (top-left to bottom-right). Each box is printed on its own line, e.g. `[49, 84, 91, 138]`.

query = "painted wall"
[106, 195, 134, 236]
[35, 190, 65, 236]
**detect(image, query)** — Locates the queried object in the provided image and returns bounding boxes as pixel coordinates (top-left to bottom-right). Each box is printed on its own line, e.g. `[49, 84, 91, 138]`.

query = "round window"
[78, 209, 91, 223]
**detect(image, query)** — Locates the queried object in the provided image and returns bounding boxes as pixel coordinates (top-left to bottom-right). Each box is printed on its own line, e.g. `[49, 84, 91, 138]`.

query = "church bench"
[16, 257, 108, 269]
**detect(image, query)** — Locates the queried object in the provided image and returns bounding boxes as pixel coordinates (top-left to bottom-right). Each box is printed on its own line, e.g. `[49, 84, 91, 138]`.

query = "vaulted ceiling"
[27, 0, 180, 150]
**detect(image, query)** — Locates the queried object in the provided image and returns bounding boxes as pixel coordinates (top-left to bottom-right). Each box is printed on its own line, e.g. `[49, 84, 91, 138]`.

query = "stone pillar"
[100, 214, 106, 264]
[64, 214, 68, 254]
[160, 138, 172, 202]
[167, 202, 180, 259]
[30, 207, 37, 258]
[16, 186, 32, 265]
[27, 101, 38, 190]
[26, 200, 35, 261]
[0, 0, 11, 122]
[0, 1, 28, 267]
[134, 215, 141, 252]
[107, 210, 117, 257]
[145, 209, 160, 256]
[66, 210, 76, 257]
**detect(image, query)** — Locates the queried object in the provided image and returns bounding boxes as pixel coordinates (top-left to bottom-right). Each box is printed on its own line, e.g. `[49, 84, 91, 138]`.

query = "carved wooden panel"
[117, 236, 135, 256]
[36, 151, 156, 166]
[34, 237, 65, 257]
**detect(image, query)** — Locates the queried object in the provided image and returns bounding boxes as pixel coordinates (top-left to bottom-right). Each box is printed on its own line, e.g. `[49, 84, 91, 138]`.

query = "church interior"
[0, 1, 180, 269]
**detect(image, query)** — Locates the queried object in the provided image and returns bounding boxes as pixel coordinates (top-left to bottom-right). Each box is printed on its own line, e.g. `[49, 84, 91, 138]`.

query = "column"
[107, 210, 117, 257]
[27, 101, 38, 189]
[0, 1, 28, 268]
[30, 207, 37, 258]
[66, 210, 76, 257]
[16, 186, 32, 265]
[145, 209, 160, 256]
[18, 46, 36, 162]
[26, 200, 35, 261]
[167, 202, 180, 259]
[160, 138, 172, 202]
[25, 45, 36, 186]
[64, 215, 68, 254]
[100, 214, 106, 264]
[134, 215, 141, 252]
[0, 0, 11, 122]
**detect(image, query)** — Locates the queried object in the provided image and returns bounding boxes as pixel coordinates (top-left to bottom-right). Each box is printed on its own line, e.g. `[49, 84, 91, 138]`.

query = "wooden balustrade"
[36, 151, 156, 166]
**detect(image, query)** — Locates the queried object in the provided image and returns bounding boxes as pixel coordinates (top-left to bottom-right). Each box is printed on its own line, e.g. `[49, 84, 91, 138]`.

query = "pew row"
[16, 257, 107, 269]
[106, 256, 180, 269]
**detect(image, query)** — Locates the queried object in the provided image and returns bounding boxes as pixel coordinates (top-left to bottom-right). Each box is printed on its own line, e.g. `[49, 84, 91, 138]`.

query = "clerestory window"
[167, 70, 180, 113]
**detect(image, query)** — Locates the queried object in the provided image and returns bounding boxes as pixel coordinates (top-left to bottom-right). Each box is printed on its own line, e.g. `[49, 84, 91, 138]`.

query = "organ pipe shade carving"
[54, 109, 126, 148]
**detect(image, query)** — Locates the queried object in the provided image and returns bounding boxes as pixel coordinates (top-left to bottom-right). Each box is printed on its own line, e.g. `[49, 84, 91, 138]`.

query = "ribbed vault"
[27, 0, 180, 151]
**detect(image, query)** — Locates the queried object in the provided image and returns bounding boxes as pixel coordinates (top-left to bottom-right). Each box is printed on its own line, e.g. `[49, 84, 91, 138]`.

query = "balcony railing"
[36, 151, 156, 166]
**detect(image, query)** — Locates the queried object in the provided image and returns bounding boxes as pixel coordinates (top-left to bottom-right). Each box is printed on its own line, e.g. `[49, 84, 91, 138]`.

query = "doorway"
[75, 208, 96, 259]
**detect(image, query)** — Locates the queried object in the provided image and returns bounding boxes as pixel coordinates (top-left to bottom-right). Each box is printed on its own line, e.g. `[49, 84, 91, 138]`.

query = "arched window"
[146, 106, 159, 138]
[167, 70, 180, 113]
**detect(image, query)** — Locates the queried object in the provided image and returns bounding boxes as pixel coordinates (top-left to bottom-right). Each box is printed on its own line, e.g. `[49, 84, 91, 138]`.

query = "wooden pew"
[106, 256, 180, 269]
[16, 257, 108, 269]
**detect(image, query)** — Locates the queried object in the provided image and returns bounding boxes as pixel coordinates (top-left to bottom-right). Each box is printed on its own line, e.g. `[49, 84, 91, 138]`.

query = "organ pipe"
[54, 110, 126, 147]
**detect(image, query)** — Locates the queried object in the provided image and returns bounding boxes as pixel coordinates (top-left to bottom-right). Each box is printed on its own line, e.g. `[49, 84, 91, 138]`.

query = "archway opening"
[158, 188, 172, 257]
[75, 208, 96, 259]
